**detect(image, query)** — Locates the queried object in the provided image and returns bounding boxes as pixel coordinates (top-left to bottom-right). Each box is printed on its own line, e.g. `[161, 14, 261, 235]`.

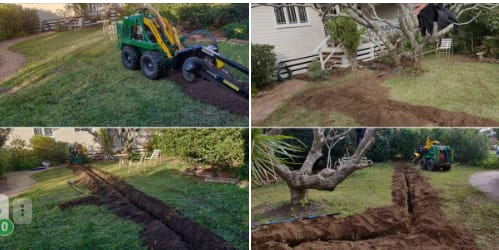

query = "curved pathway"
[0, 33, 52, 83]
[469, 170, 499, 200]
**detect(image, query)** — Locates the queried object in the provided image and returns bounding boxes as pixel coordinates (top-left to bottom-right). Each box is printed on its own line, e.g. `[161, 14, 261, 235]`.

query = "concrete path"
[469, 170, 499, 200]
[0, 33, 52, 83]
[0, 166, 60, 198]
[252, 79, 308, 125]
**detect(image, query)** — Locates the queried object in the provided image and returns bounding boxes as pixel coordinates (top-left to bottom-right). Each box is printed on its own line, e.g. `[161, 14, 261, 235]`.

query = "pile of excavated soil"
[167, 71, 248, 116]
[288, 70, 499, 127]
[252, 163, 478, 250]
[60, 165, 235, 250]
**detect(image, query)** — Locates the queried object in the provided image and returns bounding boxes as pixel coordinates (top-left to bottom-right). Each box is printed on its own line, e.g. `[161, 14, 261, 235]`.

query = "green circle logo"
[0, 218, 14, 236]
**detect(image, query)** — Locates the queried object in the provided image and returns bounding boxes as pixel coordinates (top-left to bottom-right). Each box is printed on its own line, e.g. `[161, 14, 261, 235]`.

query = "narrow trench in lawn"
[60, 165, 235, 250]
[252, 163, 479, 250]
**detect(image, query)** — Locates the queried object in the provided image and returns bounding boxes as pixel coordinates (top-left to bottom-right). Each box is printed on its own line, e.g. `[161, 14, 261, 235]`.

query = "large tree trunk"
[289, 185, 309, 205]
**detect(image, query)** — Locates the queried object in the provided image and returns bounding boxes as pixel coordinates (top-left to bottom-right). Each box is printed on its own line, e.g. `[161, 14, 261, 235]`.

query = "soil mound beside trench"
[288, 70, 499, 127]
[252, 163, 478, 250]
[60, 165, 235, 250]
[167, 71, 248, 116]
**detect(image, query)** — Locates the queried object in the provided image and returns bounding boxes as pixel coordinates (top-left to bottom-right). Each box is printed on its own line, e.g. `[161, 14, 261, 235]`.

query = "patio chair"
[145, 149, 161, 167]
[128, 153, 146, 173]
[436, 38, 453, 56]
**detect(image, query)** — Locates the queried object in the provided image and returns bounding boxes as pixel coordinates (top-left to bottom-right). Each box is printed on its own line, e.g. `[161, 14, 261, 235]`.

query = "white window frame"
[274, 4, 310, 29]
[33, 128, 54, 137]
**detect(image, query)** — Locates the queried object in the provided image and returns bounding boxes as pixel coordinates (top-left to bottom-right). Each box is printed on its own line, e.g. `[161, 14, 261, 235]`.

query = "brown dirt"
[60, 165, 235, 250]
[167, 70, 248, 116]
[252, 79, 308, 125]
[252, 163, 479, 250]
[288, 69, 499, 127]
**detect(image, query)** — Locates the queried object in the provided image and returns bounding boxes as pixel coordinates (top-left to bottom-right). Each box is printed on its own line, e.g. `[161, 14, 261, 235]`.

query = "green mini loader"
[414, 137, 453, 171]
[116, 6, 248, 98]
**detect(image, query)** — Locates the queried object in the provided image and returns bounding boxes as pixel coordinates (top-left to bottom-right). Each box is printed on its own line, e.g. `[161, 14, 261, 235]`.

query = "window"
[33, 128, 53, 137]
[43, 128, 53, 137]
[274, 4, 309, 27]
[34, 128, 42, 135]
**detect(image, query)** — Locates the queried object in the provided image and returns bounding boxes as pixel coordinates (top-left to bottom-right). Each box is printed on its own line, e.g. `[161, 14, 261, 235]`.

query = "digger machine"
[414, 137, 453, 171]
[116, 6, 248, 98]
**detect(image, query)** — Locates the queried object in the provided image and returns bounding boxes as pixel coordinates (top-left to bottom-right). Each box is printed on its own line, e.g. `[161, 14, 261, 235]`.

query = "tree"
[65, 3, 89, 18]
[0, 128, 10, 149]
[255, 4, 498, 69]
[330, 4, 499, 69]
[252, 128, 376, 204]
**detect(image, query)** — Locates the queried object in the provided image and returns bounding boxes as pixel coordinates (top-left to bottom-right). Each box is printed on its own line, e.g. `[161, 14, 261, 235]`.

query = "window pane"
[34, 128, 42, 135]
[298, 6, 308, 23]
[287, 6, 297, 24]
[44, 128, 53, 136]
[274, 6, 286, 24]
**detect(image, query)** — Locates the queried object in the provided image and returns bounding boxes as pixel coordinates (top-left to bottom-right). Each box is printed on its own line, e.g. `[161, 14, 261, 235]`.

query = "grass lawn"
[382, 55, 499, 122]
[251, 162, 499, 249]
[423, 164, 499, 249]
[251, 162, 393, 223]
[259, 56, 498, 126]
[0, 158, 249, 249]
[0, 29, 248, 126]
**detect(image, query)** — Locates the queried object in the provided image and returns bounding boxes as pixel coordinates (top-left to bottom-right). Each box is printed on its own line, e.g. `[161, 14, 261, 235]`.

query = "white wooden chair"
[436, 38, 453, 56]
[144, 149, 161, 167]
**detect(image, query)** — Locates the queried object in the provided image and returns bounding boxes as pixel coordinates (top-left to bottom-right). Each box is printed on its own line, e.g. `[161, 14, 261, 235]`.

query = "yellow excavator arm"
[141, 6, 183, 60]
[423, 136, 440, 150]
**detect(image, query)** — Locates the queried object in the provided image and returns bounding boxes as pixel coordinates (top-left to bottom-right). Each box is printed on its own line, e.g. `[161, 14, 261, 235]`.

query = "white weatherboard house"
[251, 4, 399, 74]
[7, 128, 98, 151]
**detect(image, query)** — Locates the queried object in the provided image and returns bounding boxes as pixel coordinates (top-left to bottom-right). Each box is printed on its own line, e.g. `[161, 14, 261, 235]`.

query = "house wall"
[7, 128, 98, 150]
[375, 4, 399, 20]
[252, 5, 326, 74]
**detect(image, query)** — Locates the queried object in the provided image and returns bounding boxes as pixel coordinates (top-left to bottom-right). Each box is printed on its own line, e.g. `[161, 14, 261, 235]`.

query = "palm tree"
[251, 128, 303, 185]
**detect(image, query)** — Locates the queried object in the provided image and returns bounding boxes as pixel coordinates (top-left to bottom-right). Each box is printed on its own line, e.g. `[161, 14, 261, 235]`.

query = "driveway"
[469, 170, 499, 200]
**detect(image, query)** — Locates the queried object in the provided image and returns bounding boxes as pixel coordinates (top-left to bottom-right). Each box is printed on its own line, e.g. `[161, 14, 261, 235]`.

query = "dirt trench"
[252, 163, 478, 250]
[60, 165, 235, 250]
[288, 70, 499, 127]
[167, 71, 248, 116]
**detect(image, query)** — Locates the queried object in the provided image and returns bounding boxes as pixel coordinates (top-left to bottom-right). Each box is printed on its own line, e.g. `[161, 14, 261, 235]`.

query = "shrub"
[481, 154, 499, 169]
[221, 20, 248, 40]
[307, 59, 330, 80]
[0, 147, 40, 171]
[325, 16, 362, 68]
[30, 135, 68, 164]
[367, 129, 394, 162]
[0, 4, 40, 41]
[0, 156, 5, 178]
[391, 129, 419, 160]
[154, 3, 248, 30]
[251, 44, 277, 90]
[152, 129, 246, 168]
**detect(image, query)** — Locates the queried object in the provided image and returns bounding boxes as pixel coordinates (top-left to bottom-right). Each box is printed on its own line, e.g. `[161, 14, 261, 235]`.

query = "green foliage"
[0, 156, 5, 178]
[251, 129, 304, 185]
[0, 139, 40, 171]
[307, 59, 330, 80]
[453, 7, 499, 55]
[251, 44, 277, 90]
[30, 135, 68, 164]
[481, 154, 499, 169]
[221, 20, 248, 40]
[153, 3, 248, 30]
[367, 129, 394, 162]
[325, 16, 362, 65]
[152, 129, 246, 168]
[392, 129, 419, 160]
[97, 128, 114, 154]
[0, 4, 40, 41]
